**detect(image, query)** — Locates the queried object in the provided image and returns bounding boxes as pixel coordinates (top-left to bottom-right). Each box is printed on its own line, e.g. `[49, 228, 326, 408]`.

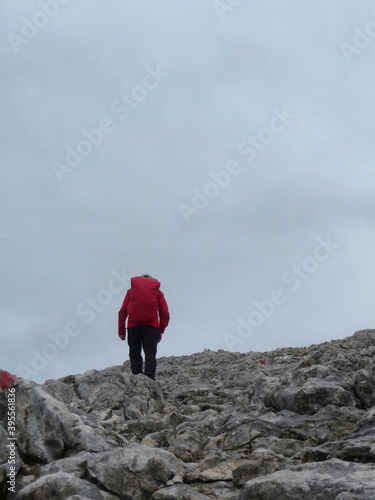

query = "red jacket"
[118, 276, 170, 337]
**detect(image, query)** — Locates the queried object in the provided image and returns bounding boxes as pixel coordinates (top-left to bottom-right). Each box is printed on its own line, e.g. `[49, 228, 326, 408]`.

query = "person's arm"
[158, 291, 170, 337]
[118, 291, 130, 340]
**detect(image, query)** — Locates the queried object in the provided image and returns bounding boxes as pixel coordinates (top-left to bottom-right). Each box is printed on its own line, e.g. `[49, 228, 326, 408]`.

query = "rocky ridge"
[1, 329, 375, 499]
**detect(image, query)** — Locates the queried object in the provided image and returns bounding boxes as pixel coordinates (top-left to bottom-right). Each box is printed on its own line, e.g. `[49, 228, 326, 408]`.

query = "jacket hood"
[131, 276, 160, 288]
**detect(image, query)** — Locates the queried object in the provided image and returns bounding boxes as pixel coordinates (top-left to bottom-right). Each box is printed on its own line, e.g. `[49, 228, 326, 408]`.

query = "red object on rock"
[0, 370, 18, 390]
[260, 360, 266, 365]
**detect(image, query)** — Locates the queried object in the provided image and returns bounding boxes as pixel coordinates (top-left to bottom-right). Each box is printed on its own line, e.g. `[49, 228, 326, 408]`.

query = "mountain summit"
[1, 330, 375, 499]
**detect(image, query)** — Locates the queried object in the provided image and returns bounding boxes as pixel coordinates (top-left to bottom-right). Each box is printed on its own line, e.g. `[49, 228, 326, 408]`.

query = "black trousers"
[127, 325, 159, 380]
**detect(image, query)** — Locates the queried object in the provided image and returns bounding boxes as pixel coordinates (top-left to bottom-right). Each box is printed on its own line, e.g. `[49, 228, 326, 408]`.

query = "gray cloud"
[1, 0, 374, 382]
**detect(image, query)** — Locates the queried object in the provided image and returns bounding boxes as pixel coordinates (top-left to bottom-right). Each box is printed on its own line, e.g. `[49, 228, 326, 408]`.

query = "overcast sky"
[1, 0, 375, 383]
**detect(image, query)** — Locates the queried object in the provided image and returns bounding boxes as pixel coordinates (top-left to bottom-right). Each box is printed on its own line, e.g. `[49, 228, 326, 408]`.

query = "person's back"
[127, 276, 160, 325]
[118, 275, 169, 379]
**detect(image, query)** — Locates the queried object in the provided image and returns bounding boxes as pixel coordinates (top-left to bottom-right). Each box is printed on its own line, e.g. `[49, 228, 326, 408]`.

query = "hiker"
[118, 274, 170, 380]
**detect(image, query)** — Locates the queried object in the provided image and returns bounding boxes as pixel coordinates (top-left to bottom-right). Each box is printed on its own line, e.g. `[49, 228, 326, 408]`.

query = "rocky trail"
[1, 329, 375, 499]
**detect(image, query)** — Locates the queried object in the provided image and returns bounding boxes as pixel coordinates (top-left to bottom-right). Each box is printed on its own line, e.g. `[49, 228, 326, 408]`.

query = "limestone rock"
[263, 378, 357, 415]
[1, 329, 375, 499]
[8, 471, 119, 500]
[86, 445, 185, 499]
[238, 458, 375, 500]
[353, 361, 375, 408]
[151, 484, 211, 499]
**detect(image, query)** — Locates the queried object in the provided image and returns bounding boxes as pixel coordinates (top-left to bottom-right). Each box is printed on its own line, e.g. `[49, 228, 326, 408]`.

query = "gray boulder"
[238, 458, 375, 500]
[86, 445, 185, 500]
[353, 361, 375, 408]
[8, 471, 119, 500]
[263, 378, 357, 415]
[2, 329, 375, 499]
